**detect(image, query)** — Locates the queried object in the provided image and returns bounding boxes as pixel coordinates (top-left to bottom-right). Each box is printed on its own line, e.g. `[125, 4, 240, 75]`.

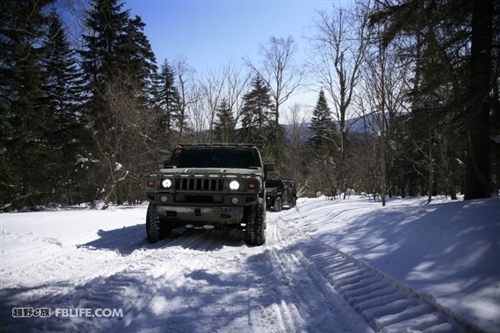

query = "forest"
[1, 0, 499, 210]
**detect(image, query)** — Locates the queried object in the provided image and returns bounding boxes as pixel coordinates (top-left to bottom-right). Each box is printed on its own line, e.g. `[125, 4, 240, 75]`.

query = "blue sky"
[123, 0, 347, 71]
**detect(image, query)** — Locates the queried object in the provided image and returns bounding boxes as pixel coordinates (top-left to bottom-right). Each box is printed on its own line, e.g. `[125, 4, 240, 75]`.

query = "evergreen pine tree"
[369, 0, 495, 199]
[240, 75, 273, 146]
[0, 0, 56, 209]
[79, 0, 160, 205]
[307, 90, 339, 196]
[308, 90, 336, 148]
[80, 0, 157, 116]
[214, 98, 236, 142]
[79, 0, 131, 117]
[121, 15, 158, 104]
[42, 12, 81, 119]
[39, 11, 89, 205]
[157, 59, 181, 134]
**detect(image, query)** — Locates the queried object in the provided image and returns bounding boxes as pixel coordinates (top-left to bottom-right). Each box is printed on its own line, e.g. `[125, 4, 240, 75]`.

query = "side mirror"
[264, 163, 275, 180]
[264, 164, 275, 172]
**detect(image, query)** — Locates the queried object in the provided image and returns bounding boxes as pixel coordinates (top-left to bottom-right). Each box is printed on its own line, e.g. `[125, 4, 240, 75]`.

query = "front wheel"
[146, 203, 171, 243]
[244, 199, 266, 246]
[274, 197, 282, 212]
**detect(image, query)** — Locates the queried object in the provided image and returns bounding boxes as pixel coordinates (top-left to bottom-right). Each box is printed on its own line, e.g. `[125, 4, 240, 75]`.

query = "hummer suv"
[143, 144, 274, 246]
[265, 179, 297, 212]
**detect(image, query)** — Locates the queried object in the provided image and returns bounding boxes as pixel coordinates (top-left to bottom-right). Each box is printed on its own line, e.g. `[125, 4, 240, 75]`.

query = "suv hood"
[159, 167, 263, 177]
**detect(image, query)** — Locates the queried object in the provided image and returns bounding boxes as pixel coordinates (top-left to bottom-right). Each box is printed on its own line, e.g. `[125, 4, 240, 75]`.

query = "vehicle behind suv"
[143, 144, 274, 246]
[265, 179, 297, 212]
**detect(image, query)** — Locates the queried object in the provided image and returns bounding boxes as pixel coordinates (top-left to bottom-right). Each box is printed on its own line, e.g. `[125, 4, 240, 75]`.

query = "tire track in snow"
[111, 227, 267, 333]
[104, 228, 239, 332]
[273, 206, 476, 333]
[247, 213, 364, 333]
[245, 220, 307, 333]
[297, 243, 473, 332]
[116, 227, 288, 333]
[1, 227, 239, 333]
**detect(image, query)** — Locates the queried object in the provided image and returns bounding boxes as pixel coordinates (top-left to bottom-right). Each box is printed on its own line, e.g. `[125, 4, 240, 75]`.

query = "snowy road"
[1, 197, 499, 332]
[1, 208, 365, 332]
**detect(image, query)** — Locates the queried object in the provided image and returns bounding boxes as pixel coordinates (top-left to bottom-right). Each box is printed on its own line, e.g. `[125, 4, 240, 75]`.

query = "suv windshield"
[266, 180, 283, 188]
[166, 148, 261, 169]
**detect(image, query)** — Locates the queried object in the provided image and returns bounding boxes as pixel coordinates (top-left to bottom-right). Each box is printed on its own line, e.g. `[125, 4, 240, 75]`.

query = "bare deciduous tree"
[309, 1, 370, 198]
[89, 75, 160, 208]
[246, 36, 305, 166]
[248, 37, 304, 124]
[196, 58, 250, 143]
[221, 57, 251, 127]
[173, 55, 198, 139]
[282, 104, 311, 197]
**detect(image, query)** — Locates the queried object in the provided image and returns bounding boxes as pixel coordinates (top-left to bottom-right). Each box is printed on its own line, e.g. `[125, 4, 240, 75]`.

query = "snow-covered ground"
[1, 196, 499, 333]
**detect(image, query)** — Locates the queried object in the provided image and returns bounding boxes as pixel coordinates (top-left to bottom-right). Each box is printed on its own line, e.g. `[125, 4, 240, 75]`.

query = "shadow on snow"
[1, 198, 499, 332]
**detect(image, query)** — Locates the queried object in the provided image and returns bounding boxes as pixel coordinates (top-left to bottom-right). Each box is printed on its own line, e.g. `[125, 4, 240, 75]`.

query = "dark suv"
[265, 179, 297, 212]
[143, 144, 274, 245]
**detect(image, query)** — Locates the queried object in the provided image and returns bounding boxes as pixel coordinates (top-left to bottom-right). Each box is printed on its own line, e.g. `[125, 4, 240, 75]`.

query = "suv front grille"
[184, 195, 215, 203]
[176, 178, 224, 191]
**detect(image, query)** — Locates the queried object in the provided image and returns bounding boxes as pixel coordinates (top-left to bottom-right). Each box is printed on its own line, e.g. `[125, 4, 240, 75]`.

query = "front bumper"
[146, 192, 259, 207]
[156, 205, 244, 225]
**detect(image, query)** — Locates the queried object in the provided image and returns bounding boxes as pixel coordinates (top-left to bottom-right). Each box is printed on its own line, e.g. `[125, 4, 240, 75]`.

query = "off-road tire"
[146, 203, 171, 243]
[274, 197, 282, 212]
[244, 199, 266, 246]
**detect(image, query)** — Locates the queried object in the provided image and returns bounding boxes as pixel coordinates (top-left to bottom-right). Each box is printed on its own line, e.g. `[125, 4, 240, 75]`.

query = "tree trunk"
[464, 0, 493, 200]
[428, 131, 433, 203]
[380, 108, 387, 206]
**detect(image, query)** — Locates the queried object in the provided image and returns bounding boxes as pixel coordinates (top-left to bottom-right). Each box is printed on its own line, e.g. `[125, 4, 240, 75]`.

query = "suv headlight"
[229, 180, 240, 190]
[161, 178, 172, 189]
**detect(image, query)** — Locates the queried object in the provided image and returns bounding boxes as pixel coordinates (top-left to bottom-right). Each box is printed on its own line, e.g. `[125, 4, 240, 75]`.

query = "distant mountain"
[282, 112, 384, 142]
